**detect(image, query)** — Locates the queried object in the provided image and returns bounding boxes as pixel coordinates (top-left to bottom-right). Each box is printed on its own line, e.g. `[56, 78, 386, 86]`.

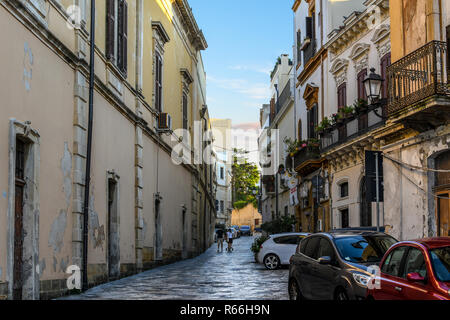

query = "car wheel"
[264, 254, 280, 270]
[335, 289, 349, 301]
[288, 279, 303, 301]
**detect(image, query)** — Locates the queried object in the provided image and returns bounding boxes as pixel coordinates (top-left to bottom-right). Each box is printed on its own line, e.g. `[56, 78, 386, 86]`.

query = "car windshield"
[429, 246, 450, 282]
[334, 235, 397, 263]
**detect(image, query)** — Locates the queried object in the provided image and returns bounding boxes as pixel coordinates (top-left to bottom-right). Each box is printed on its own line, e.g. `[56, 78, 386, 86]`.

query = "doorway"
[155, 196, 162, 261]
[13, 138, 26, 300]
[437, 192, 449, 236]
[107, 178, 120, 279]
[434, 150, 450, 236]
[360, 176, 372, 227]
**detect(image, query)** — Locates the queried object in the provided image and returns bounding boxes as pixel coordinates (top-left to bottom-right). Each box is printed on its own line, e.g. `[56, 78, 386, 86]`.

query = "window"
[182, 93, 188, 130]
[307, 103, 318, 139]
[381, 246, 408, 276]
[284, 205, 289, 217]
[317, 238, 335, 260]
[220, 200, 224, 213]
[337, 83, 347, 109]
[380, 53, 391, 99]
[304, 236, 320, 259]
[274, 236, 299, 245]
[340, 182, 349, 198]
[357, 69, 368, 101]
[106, 0, 128, 75]
[430, 246, 450, 282]
[296, 30, 302, 66]
[402, 248, 427, 279]
[155, 52, 163, 112]
[215, 200, 219, 211]
[340, 208, 349, 228]
[335, 235, 397, 264]
[220, 167, 224, 180]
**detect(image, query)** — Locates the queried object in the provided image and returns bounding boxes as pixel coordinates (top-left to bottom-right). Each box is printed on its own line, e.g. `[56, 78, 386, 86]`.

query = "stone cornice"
[173, 0, 208, 51]
[292, 0, 301, 12]
[326, 1, 389, 56]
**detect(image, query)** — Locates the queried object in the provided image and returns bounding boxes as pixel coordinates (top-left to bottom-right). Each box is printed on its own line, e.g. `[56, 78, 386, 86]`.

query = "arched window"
[360, 176, 372, 227]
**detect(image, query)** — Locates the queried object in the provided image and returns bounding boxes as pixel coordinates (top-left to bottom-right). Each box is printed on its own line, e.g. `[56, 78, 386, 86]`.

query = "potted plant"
[341, 105, 355, 119]
[331, 112, 343, 125]
[353, 99, 368, 114]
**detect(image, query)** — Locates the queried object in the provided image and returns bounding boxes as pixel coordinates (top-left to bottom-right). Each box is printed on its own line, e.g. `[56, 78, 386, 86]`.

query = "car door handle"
[394, 287, 402, 292]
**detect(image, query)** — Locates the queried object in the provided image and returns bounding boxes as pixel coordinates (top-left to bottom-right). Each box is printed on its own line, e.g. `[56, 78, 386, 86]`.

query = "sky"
[189, 0, 294, 127]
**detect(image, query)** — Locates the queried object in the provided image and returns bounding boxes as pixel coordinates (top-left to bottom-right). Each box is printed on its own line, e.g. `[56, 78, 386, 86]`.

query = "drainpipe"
[82, 0, 96, 292]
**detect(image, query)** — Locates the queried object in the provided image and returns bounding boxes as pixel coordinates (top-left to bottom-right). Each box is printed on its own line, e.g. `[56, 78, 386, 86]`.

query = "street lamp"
[363, 68, 384, 104]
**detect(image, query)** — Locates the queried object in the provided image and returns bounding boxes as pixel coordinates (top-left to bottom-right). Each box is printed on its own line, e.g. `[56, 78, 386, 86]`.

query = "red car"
[367, 237, 450, 300]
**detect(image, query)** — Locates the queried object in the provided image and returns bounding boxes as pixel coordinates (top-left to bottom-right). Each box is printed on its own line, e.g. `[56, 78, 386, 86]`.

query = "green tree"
[231, 149, 260, 209]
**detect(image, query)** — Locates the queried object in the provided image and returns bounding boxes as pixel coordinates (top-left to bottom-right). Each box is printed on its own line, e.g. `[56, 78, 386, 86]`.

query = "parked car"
[288, 230, 397, 300]
[257, 233, 310, 270]
[232, 225, 241, 238]
[367, 237, 450, 300]
[239, 225, 252, 236]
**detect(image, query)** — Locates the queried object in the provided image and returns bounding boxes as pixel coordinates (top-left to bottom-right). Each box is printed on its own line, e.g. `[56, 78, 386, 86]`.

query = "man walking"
[216, 228, 224, 252]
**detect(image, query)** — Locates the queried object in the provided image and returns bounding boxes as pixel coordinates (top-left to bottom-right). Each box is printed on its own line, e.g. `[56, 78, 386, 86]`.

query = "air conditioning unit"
[158, 113, 172, 131]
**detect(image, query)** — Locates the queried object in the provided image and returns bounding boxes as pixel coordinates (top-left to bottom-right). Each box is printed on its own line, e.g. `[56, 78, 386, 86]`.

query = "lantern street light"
[363, 68, 384, 105]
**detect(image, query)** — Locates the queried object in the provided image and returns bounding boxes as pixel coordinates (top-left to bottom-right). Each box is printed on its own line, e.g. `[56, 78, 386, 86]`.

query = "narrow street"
[61, 237, 288, 300]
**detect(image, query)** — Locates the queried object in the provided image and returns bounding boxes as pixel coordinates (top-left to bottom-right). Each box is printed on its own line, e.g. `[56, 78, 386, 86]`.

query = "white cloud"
[207, 75, 270, 101]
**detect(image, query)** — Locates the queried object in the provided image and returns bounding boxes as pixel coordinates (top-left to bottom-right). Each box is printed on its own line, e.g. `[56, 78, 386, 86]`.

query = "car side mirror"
[318, 256, 332, 265]
[406, 272, 425, 283]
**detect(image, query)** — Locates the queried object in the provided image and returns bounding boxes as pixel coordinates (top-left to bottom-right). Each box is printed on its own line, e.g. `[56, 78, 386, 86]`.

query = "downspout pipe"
[82, 0, 96, 292]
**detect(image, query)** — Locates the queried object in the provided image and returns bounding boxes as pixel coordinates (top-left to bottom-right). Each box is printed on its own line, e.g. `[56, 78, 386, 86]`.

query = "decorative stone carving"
[330, 59, 349, 87]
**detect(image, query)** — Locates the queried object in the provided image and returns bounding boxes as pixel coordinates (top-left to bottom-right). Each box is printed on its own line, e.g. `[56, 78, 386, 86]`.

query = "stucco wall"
[383, 127, 450, 240]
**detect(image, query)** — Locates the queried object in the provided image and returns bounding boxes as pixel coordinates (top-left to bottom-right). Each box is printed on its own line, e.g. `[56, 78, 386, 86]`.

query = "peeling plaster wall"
[88, 91, 135, 266]
[383, 126, 450, 240]
[0, 6, 74, 286]
[142, 136, 193, 257]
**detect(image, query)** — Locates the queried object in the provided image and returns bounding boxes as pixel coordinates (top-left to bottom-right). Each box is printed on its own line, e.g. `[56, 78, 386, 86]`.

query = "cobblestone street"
[61, 237, 288, 300]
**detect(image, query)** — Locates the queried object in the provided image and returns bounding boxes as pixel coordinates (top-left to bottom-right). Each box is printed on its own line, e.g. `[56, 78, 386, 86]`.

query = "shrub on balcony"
[315, 117, 331, 134]
[353, 99, 368, 114]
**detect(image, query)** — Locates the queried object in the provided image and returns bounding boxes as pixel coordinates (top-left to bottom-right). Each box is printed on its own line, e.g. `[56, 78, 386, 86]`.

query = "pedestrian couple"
[216, 228, 234, 252]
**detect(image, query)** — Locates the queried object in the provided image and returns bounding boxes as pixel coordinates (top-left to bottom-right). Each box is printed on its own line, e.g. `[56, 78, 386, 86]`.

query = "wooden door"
[437, 192, 449, 237]
[13, 139, 26, 300]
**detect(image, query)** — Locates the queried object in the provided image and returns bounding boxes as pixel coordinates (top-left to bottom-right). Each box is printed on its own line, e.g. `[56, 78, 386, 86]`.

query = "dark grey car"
[288, 230, 397, 300]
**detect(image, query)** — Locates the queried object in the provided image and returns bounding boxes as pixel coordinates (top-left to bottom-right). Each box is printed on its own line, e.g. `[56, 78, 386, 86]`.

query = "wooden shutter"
[357, 69, 367, 100]
[337, 83, 347, 108]
[117, 0, 128, 74]
[380, 53, 391, 99]
[122, 0, 128, 75]
[106, 0, 115, 60]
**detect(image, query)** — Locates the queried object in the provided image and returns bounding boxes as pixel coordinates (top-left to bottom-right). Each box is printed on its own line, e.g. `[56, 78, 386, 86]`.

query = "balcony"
[262, 175, 275, 194]
[293, 145, 323, 176]
[277, 80, 293, 112]
[387, 41, 450, 129]
[320, 105, 385, 152]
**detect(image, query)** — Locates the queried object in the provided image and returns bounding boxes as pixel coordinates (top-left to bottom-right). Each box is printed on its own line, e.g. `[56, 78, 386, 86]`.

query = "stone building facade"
[0, 0, 216, 300]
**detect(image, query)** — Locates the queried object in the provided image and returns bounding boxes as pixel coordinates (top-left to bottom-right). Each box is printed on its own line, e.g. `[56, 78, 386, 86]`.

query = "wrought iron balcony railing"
[387, 41, 449, 116]
[277, 79, 292, 112]
[320, 105, 385, 152]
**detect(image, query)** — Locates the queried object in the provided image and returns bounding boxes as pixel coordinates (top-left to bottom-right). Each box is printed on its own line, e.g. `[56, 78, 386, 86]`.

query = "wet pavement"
[61, 236, 288, 300]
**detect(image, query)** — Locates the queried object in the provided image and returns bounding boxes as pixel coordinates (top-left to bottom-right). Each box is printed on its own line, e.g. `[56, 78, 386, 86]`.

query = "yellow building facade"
[0, 0, 215, 300]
